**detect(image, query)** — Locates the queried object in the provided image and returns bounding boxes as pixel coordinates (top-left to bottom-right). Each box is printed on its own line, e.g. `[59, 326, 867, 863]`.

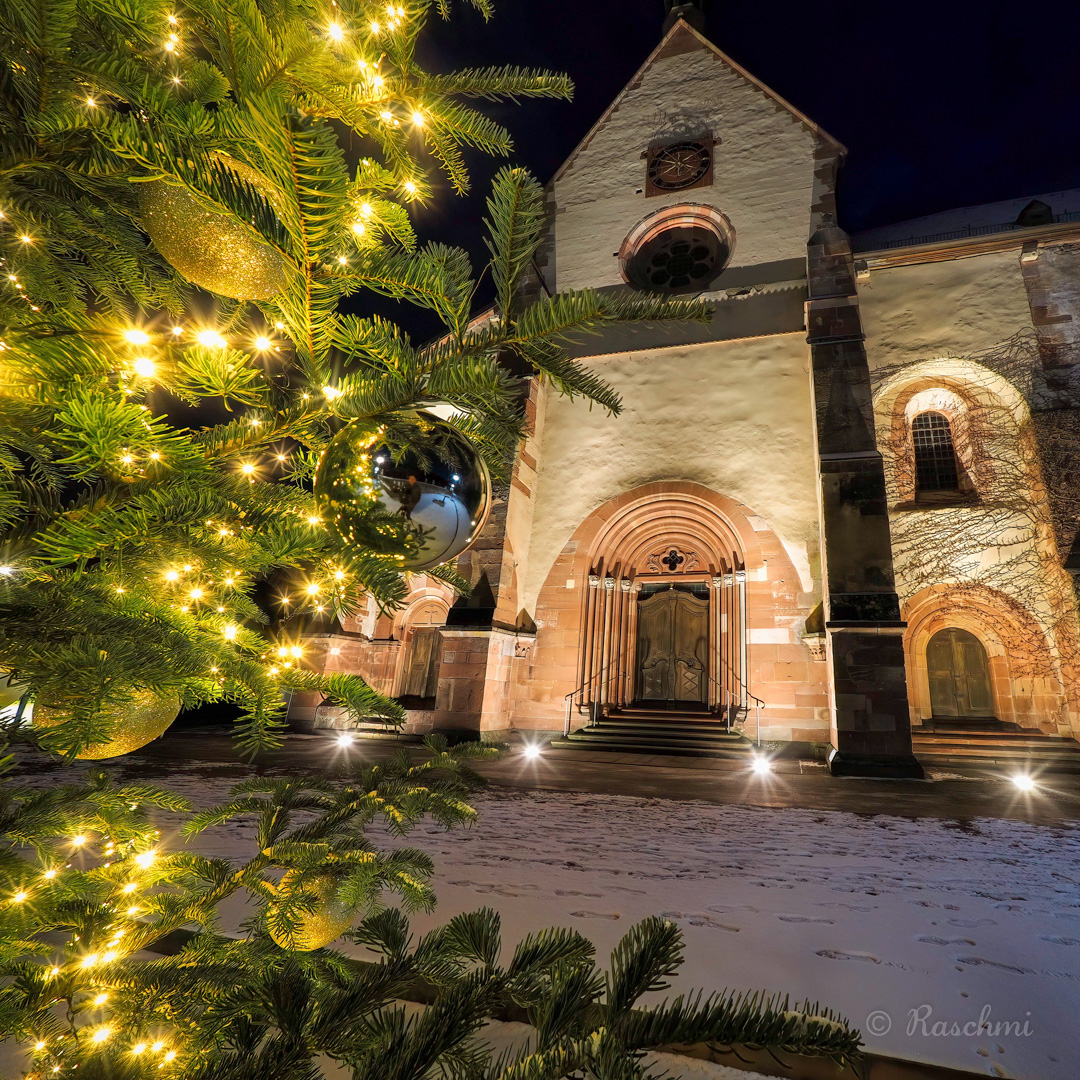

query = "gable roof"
[552, 17, 845, 184]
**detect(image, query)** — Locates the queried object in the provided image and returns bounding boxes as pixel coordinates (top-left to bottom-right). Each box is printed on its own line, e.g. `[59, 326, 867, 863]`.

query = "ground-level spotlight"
[336, 732, 355, 748]
[1010, 773, 1036, 792]
[522, 743, 543, 761]
[751, 754, 772, 776]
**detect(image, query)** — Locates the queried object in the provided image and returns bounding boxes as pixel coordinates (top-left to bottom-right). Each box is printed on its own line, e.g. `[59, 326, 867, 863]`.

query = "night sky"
[400, 0, 1080, 278]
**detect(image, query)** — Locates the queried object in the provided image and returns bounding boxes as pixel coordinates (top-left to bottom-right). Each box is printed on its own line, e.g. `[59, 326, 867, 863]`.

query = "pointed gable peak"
[553, 16, 844, 184]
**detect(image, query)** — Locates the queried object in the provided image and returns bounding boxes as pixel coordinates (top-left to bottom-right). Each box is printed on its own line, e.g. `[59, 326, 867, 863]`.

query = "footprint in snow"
[946, 918, 996, 928]
[555, 890, 603, 898]
[778, 915, 834, 924]
[917, 936, 977, 946]
[1042, 936, 1080, 946]
[659, 910, 741, 933]
[570, 910, 620, 921]
[956, 956, 1032, 975]
[815, 949, 880, 964]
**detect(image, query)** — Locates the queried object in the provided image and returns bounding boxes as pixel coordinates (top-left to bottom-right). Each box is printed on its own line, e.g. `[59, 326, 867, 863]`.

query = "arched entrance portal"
[926, 627, 994, 719]
[574, 492, 750, 720]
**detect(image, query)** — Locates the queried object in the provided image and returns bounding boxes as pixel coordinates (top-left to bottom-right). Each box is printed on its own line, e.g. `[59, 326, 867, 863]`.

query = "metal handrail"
[563, 662, 615, 737]
[703, 672, 765, 745]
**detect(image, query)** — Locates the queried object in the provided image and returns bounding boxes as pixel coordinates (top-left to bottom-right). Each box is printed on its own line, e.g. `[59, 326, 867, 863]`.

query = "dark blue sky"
[408, 0, 1080, 244]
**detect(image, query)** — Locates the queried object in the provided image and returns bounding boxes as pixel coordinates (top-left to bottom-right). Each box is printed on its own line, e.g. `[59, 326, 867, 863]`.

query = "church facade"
[289, 7, 1080, 775]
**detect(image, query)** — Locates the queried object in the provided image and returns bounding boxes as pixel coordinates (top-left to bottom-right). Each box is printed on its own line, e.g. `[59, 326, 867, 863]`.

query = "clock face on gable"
[645, 139, 714, 196]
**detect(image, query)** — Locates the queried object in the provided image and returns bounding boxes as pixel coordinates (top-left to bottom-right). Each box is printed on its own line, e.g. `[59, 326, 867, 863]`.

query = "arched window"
[911, 412, 959, 494]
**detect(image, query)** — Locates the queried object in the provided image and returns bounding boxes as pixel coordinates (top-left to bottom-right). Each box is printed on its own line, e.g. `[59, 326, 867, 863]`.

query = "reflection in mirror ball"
[314, 412, 492, 571]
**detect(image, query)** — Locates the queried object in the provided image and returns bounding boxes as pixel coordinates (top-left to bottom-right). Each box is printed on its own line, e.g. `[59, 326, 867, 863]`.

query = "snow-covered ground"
[14, 758, 1080, 1079]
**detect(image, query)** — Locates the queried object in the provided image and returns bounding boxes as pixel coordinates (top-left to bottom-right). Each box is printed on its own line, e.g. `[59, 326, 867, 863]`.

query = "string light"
[133, 356, 155, 377]
[133, 1043, 147, 1055]
[165, 571, 179, 582]
[240, 462, 256, 475]
[328, 20, 343, 40]
[403, 181, 417, 194]
[196, 329, 226, 348]
[124, 329, 150, 345]
[134, 851, 155, 868]
[370, 19, 380, 32]
[411, 111, 424, 126]
[351, 221, 365, 235]
[253, 335, 272, 350]
[322, 385, 340, 400]
[223, 624, 238, 640]
[171, 326, 183, 336]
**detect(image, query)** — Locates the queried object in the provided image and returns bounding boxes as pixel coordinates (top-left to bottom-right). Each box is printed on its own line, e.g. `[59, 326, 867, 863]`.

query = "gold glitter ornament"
[139, 167, 288, 300]
[314, 410, 491, 571]
[268, 871, 355, 951]
[32, 690, 180, 760]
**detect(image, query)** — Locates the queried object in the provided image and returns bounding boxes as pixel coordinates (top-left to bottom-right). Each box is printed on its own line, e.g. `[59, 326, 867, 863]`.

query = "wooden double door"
[927, 627, 994, 719]
[635, 588, 710, 705]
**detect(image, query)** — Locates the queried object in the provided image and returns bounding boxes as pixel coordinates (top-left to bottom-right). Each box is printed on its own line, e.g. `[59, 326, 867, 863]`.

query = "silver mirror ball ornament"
[314, 412, 491, 571]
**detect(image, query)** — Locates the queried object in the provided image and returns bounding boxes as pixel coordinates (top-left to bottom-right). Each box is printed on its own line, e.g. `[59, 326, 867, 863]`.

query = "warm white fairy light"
[165, 570, 179, 582]
[196, 329, 226, 348]
[122, 882, 136, 893]
[322, 385, 340, 400]
[403, 181, 417, 194]
[411, 111, 424, 126]
[223, 624, 238, 640]
[188, 587, 203, 601]
[134, 851, 155, 868]
[11, 890, 27, 903]
[92, 1027, 111, 1043]
[132, 1043, 147, 1055]
[124, 329, 150, 345]
[240, 462, 256, 475]
[337, 254, 347, 265]
[132, 356, 155, 377]
[171, 325, 183, 336]
[328, 20, 344, 40]
[253, 335, 272, 350]
[351, 221, 365, 235]
[93, 993, 108, 1005]
[369, 19, 380, 32]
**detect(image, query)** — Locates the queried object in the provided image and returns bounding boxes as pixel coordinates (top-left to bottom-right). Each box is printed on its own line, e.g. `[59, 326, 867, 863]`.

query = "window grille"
[912, 412, 960, 494]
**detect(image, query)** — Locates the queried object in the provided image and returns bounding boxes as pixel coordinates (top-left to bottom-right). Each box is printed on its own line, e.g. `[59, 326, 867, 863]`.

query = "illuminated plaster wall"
[550, 36, 819, 292]
[858, 250, 1032, 369]
[859, 251, 1080, 734]
[520, 332, 822, 617]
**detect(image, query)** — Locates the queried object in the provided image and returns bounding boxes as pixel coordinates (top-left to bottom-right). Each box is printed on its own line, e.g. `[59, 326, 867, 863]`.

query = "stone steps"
[912, 728, 1080, 774]
[555, 713, 758, 760]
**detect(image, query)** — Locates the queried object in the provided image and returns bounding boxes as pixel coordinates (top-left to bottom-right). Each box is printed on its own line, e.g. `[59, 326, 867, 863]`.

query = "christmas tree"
[0, 0, 706, 759]
[0, 743, 861, 1077]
